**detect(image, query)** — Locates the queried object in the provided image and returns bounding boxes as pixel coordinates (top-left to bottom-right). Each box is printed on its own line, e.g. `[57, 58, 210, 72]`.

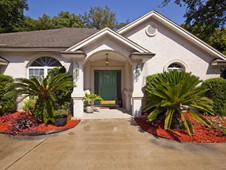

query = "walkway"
[0, 119, 226, 170]
[82, 107, 132, 119]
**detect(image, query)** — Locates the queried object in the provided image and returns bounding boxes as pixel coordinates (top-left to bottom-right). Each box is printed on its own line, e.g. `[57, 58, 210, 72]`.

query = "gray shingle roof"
[0, 28, 98, 48]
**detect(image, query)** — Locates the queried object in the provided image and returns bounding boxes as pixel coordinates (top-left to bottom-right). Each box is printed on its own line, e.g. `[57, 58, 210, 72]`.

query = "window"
[28, 57, 62, 80]
[167, 63, 184, 71]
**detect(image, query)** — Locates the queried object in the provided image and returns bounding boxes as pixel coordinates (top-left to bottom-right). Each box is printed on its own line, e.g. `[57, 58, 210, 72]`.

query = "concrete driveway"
[0, 119, 226, 170]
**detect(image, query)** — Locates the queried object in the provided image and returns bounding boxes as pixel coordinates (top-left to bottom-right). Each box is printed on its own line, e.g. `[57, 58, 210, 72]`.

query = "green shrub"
[6, 71, 73, 123]
[202, 78, 226, 116]
[144, 71, 214, 136]
[21, 97, 37, 114]
[48, 67, 73, 109]
[0, 74, 16, 114]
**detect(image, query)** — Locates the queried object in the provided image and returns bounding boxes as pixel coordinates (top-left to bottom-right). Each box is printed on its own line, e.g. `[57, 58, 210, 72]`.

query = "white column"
[71, 60, 85, 119]
[132, 62, 143, 117]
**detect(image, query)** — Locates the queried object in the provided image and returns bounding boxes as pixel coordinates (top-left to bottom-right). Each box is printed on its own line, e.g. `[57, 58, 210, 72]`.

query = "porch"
[82, 107, 132, 120]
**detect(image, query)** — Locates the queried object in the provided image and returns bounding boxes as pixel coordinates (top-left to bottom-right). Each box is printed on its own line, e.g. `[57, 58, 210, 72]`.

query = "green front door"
[99, 70, 117, 101]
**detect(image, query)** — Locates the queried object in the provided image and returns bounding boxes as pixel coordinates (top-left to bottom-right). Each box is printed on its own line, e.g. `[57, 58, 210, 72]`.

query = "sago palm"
[6, 72, 73, 123]
[144, 70, 214, 136]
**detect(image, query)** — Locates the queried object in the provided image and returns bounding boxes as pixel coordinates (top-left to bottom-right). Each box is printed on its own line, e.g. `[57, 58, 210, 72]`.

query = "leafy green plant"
[144, 70, 214, 136]
[0, 74, 16, 115]
[202, 78, 226, 116]
[21, 96, 38, 114]
[5, 72, 73, 123]
[48, 67, 73, 109]
[55, 102, 70, 118]
[84, 93, 103, 106]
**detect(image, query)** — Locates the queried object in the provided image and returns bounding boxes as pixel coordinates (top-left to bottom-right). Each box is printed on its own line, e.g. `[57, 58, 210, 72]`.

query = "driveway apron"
[0, 119, 226, 170]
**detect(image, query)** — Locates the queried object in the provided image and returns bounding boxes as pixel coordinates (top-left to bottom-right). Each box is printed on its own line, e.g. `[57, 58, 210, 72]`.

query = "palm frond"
[181, 113, 193, 136]
[164, 109, 175, 130]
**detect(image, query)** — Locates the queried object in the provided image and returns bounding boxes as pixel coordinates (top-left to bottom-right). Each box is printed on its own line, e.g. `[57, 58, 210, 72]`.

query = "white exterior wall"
[0, 51, 71, 78]
[123, 19, 220, 81]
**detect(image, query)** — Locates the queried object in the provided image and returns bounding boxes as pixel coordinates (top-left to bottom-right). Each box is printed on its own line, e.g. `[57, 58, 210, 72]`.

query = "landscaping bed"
[0, 112, 80, 136]
[135, 113, 226, 143]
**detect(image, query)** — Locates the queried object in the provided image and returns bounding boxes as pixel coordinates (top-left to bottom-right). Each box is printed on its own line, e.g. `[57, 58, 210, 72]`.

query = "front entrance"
[94, 70, 121, 105]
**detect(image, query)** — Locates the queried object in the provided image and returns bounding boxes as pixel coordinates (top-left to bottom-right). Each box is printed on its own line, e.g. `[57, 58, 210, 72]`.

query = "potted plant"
[84, 92, 103, 113]
[54, 102, 70, 126]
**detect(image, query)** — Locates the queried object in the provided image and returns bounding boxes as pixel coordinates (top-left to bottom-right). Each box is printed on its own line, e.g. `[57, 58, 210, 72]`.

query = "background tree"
[162, 0, 226, 56]
[51, 11, 84, 28]
[0, 0, 28, 33]
[81, 6, 123, 30]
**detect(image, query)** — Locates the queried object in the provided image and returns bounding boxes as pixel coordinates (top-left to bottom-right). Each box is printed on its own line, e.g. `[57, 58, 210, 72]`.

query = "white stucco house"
[0, 10, 226, 118]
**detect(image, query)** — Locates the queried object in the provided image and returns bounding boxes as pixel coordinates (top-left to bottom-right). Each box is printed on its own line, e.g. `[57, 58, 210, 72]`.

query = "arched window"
[28, 57, 62, 80]
[167, 63, 184, 71]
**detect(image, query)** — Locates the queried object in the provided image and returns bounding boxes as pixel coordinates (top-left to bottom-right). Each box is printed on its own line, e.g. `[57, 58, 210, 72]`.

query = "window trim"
[28, 56, 62, 80]
[164, 60, 187, 72]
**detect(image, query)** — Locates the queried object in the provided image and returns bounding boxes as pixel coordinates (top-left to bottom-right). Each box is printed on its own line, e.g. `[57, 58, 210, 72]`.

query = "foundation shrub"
[202, 78, 226, 116]
[0, 74, 16, 115]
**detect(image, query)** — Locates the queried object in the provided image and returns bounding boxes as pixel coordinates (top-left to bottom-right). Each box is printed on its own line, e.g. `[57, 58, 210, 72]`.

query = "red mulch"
[0, 112, 80, 135]
[135, 113, 226, 143]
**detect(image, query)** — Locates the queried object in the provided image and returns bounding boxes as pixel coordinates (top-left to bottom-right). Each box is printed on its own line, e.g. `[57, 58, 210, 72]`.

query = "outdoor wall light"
[73, 62, 79, 85]
[135, 63, 141, 82]
[105, 53, 109, 65]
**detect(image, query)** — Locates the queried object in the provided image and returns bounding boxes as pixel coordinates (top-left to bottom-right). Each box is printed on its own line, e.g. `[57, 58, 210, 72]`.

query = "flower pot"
[86, 106, 93, 113]
[54, 115, 67, 127]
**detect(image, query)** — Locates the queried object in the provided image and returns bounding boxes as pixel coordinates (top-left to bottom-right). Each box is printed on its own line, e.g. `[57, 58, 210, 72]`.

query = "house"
[0, 10, 226, 118]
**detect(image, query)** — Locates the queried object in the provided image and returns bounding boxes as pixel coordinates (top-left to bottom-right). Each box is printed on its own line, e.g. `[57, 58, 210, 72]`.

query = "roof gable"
[118, 10, 226, 60]
[65, 28, 152, 54]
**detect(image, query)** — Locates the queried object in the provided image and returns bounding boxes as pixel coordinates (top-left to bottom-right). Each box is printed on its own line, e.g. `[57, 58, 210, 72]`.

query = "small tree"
[145, 70, 214, 135]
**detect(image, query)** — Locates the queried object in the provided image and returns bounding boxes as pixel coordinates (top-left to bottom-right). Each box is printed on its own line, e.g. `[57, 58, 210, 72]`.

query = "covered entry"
[61, 28, 154, 118]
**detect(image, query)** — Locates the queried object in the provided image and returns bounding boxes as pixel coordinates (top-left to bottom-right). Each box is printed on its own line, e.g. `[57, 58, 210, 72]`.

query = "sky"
[25, 0, 187, 25]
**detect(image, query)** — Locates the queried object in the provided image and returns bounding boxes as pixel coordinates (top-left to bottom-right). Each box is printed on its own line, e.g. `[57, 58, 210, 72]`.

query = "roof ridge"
[0, 27, 96, 35]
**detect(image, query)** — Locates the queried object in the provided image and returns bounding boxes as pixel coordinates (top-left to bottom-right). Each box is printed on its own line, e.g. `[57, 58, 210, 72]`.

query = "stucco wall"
[0, 51, 71, 78]
[123, 19, 220, 81]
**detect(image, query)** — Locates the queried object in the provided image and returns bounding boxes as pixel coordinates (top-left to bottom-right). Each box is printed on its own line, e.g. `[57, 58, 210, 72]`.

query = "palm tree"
[144, 70, 214, 135]
[6, 72, 73, 123]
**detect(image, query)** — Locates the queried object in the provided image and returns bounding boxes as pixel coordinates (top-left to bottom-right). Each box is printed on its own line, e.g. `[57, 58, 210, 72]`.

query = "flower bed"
[0, 112, 80, 136]
[135, 114, 226, 143]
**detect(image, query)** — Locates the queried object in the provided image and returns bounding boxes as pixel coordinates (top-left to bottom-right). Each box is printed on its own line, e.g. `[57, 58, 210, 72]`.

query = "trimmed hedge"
[202, 78, 226, 116]
[0, 74, 16, 114]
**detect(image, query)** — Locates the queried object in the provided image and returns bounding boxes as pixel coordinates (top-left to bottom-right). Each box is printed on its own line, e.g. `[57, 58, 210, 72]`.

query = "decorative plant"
[5, 71, 73, 124]
[0, 113, 13, 123]
[21, 96, 38, 114]
[54, 102, 70, 118]
[7, 112, 39, 135]
[144, 70, 214, 136]
[48, 67, 73, 108]
[83, 92, 103, 106]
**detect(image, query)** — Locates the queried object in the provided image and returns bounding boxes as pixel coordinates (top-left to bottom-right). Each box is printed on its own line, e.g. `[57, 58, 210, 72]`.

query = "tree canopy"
[0, 0, 28, 33]
[161, 0, 226, 78]
[80, 6, 126, 30]
[162, 0, 226, 55]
